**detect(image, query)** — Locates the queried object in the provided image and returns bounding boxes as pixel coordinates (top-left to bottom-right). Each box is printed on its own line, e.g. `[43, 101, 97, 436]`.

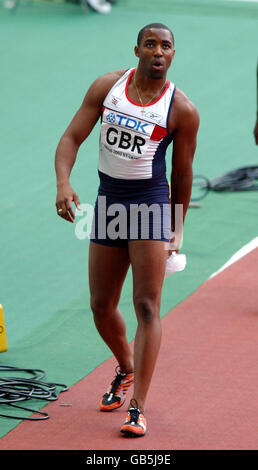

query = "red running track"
[1, 249, 258, 450]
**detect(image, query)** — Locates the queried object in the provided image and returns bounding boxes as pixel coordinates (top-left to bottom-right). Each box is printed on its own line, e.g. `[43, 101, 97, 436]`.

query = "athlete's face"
[135, 28, 175, 80]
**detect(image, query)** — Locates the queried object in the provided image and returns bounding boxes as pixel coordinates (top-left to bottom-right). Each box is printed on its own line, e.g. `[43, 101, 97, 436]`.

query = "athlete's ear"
[169, 48, 176, 66]
[134, 45, 139, 58]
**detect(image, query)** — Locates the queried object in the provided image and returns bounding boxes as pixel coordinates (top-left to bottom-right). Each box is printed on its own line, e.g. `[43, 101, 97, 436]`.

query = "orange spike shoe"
[99, 366, 134, 412]
[120, 399, 147, 437]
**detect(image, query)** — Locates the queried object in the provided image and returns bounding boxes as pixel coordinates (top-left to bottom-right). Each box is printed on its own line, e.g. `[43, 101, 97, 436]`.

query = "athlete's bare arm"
[168, 88, 200, 249]
[254, 119, 258, 145]
[55, 69, 126, 222]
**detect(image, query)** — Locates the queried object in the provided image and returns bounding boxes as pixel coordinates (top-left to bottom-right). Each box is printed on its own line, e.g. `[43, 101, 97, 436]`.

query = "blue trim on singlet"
[166, 85, 176, 133]
[150, 85, 175, 180]
[151, 132, 174, 180]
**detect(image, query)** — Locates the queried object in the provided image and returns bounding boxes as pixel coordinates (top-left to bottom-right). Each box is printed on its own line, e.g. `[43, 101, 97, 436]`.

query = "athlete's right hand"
[56, 183, 81, 223]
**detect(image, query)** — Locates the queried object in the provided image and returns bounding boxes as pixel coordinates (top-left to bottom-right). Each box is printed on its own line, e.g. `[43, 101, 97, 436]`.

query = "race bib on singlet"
[101, 108, 155, 161]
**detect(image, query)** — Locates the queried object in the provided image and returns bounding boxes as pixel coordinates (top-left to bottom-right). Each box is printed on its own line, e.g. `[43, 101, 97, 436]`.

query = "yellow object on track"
[0, 304, 8, 353]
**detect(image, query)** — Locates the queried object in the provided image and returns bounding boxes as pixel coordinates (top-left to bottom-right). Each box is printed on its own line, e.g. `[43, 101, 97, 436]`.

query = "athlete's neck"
[133, 67, 167, 95]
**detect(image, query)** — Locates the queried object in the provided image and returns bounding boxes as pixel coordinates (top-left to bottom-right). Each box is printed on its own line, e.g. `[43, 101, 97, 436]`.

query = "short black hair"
[137, 23, 174, 47]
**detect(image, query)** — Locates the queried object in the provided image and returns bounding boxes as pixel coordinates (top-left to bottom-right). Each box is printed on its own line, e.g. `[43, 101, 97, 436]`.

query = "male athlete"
[55, 23, 199, 437]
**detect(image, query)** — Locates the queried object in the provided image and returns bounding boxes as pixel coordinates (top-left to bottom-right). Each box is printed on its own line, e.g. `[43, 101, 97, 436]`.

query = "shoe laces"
[109, 366, 126, 396]
[128, 398, 141, 423]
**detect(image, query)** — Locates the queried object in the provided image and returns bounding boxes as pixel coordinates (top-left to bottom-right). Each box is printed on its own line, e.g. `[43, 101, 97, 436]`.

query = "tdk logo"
[106, 112, 148, 134]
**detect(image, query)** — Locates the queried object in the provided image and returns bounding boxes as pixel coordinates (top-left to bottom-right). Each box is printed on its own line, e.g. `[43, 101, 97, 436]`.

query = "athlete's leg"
[128, 240, 168, 411]
[89, 241, 133, 373]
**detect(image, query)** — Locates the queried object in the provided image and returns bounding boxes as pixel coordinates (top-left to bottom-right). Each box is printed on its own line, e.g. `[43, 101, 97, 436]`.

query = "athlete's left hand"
[167, 236, 179, 257]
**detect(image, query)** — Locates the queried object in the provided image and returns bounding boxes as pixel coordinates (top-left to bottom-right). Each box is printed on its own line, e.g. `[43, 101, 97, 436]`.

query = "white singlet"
[99, 67, 176, 181]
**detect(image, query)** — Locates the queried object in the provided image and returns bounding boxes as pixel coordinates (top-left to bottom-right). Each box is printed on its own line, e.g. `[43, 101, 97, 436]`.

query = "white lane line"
[210, 237, 258, 278]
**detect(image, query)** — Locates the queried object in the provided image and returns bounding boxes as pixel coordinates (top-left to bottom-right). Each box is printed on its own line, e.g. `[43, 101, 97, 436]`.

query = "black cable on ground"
[190, 166, 258, 204]
[0, 364, 68, 420]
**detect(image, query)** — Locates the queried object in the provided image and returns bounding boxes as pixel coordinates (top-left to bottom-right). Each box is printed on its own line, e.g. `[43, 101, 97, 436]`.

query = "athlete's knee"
[91, 298, 106, 318]
[133, 296, 160, 324]
[90, 297, 115, 319]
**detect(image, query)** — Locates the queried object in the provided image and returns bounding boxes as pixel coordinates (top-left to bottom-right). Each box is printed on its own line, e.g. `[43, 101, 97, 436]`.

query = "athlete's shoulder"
[97, 69, 128, 83]
[172, 88, 200, 132]
[82, 69, 128, 108]
[92, 69, 128, 95]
